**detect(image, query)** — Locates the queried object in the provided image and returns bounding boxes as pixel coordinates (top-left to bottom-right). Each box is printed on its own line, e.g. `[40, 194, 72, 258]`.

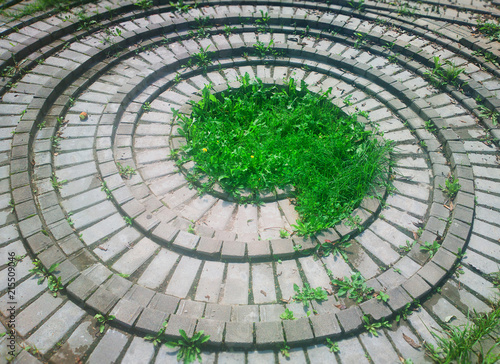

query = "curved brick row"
[13, 25, 468, 342]
[0, 0, 499, 363]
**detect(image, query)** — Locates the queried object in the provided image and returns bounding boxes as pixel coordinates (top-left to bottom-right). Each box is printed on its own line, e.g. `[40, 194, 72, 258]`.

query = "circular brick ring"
[1, 0, 499, 362]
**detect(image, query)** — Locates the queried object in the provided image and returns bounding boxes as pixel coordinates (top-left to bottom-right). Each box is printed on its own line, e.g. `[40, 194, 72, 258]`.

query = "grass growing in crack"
[326, 338, 340, 352]
[279, 229, 290, 238]
[363, 315, 391, 337]
[101, 181, 113, 199]
[424, 56, 465, 88]
[223, 25, 237, 36]
[253, 40, 281, 58]
[94, 313, 115, 333]
[145, 320, 169, 346]
[1, 55, 28, 78]
[348, 0, 365, 12]
[420, 241, 440, 258]
[142, 102, 151, 112]
[183, 45, 213, 73]
[376, 291, 390, 303]
[399, 240, 415, 253]
[176, 74, 391, 235]
[29, 260, 63, 297]
[353, 32, 367, 49]
[170, 0, 195, 13]
[331, 272, 374, 303]
[117, 162, 136, 179]
[425, 305, 500, 363]
[478, 104, 499, 126]
[166, 330, 210, 364]
[439, 176, 461, 200]
[279, 340, 291, 358]
[396, 300, 421, 322]
[51, 173, 66, 192]
[292, 283, 328, 308]
[135, 0, 153, 9]
[280, 308, 296, 320]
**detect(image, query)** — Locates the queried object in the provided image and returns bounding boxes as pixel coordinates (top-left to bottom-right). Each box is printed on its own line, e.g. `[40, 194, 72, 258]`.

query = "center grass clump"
[176, 74, 392, 234]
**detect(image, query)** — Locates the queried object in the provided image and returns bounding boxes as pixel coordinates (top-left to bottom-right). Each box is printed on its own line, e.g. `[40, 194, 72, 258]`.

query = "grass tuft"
[176, 74, 392, 234]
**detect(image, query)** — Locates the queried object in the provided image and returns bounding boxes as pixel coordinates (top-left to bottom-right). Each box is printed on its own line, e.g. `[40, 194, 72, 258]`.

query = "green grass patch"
[175, 74, 392, 235]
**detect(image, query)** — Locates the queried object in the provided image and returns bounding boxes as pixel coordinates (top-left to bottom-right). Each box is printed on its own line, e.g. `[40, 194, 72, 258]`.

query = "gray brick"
[247, 241, 272, 259]
[204, 304, 231, 322]
[194, 261, 225, 303]
[152, 222, 179, 243]
[309, 313, 342, 339]
[0, 277, 45, 316]
[255, 321, 283, 348]
[360, 298, 392, 321]
[283, 318, 314, 345]
[164, 315, 197, 338]
[121, 337, 155, 364]
[336, 306, 363, 332]
[16, 292, 63, 337]
[252, 263, 276, 304]
[27, 301, 85, 355]
[172, 230, 200, 251]
[148, 293, 180, 314]
[196, 319, 225, 346]
[135, 308, 169, 335]
[110, 299, 143, 328]
[112, 237, 158, 275]
[176, 300, 205, 318]
[270, 239, 295, 258]
[231, 305, 259, 323]
[225, 322, 253, 348]
[220, 263, 249, 304]
[86, 287, 120, 314]
[402, 274, 431, 300]
[165, 256, 202, 298]
[196, 237, 222, 258]
[221, 241, 246, 260]
[48, 320, 98, 363]
[87, 329, 128, 364]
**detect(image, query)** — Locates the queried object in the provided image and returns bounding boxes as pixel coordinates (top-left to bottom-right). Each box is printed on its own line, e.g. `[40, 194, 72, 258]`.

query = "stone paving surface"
[0, 0, 499, 362]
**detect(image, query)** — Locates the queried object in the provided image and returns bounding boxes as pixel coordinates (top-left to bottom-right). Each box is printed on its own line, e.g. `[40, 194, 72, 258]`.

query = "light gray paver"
[86, 329, 129, 364]
[231, 204, 258, 236]
[195, 261, 225, 303]
[48, 320, 98, 363]
[276, 259, 303, 300]
[16, 292, 63, 337]
[336, 336, 369, 364]
[138, 249, 179, 290]
[356, 229, 400, 266]
[258, 202, 285, 240]
[165, 256, 202, 298]
[360, 331, 403, 364]
[80, 213, 126, 246]
[299, 256, 331, 289]
[26, 301, 85, 354]
[121, 337, 155, 364]
[251, 263, 277, 304]
[220, 263, 250, 305]
[112, 237, 158, 275]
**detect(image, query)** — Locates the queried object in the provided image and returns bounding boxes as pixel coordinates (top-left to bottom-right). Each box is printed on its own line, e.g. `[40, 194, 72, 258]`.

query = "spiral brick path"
[0, 0, 499, 362]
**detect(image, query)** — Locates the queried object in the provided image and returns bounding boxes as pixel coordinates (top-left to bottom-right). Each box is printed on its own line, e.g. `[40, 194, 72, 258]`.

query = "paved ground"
[0, 0, 499, 363]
